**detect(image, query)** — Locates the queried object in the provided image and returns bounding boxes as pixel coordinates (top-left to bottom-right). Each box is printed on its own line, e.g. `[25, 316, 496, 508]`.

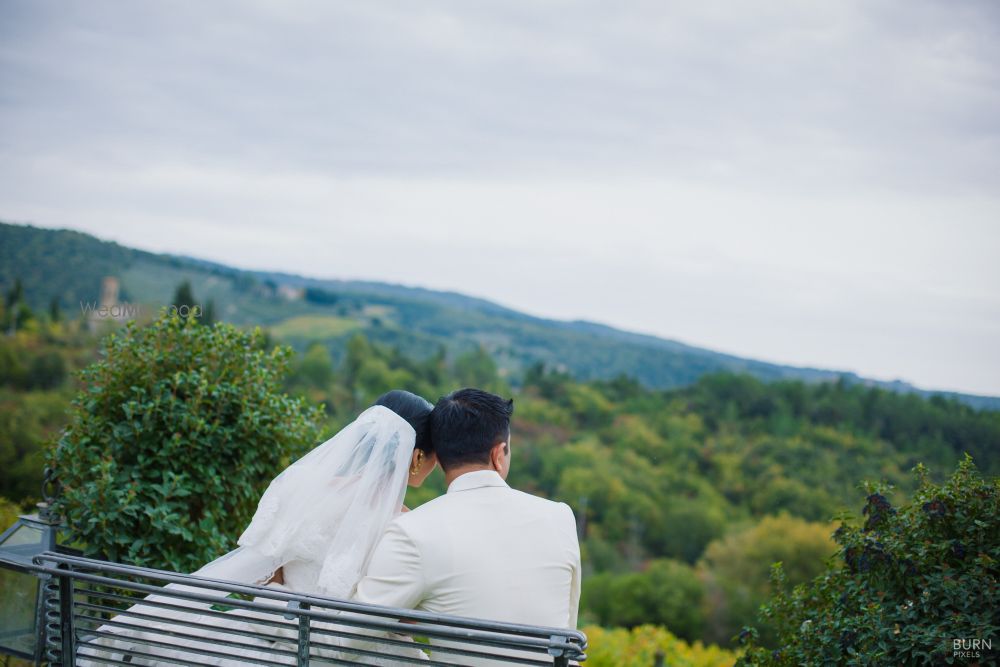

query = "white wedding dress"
[77, 405, 429, 665]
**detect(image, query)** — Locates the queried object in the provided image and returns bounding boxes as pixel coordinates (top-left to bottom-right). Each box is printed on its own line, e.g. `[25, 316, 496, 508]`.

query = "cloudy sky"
[2, 1, 998, 395]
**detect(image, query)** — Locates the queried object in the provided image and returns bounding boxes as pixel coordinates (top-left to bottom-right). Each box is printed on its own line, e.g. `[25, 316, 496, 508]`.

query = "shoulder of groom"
[393, 495, 445, 527]
[513, 489, 576, 521]
[557, 500, 577, 523]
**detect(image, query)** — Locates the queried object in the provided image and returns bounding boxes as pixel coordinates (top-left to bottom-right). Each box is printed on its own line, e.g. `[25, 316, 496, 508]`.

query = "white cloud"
[1, 0, 998, 394]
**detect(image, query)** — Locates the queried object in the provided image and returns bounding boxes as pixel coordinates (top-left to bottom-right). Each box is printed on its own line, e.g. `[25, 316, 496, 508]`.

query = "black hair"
[373, 390, 434, 453]
[430, 388, 514, 470]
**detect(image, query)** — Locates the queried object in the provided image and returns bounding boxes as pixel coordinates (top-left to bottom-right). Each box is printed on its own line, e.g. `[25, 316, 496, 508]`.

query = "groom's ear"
[489, 439, 509, 474]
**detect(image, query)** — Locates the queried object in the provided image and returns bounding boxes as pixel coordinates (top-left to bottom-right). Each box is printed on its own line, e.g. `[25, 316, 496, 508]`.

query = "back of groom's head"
[431, 388, 514, 471]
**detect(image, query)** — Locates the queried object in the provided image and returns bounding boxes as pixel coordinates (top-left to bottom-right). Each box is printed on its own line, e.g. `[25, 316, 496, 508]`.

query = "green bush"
[737, 456, 1000, 665]
[0, 496, 23, 530]
[699, 514, 837, 647]
[584, 624, 737, 667]
[649, 497, 728, 564]
[584, 559, 706, 641]
[0, 389, 70, 502]
[49, 312, 322, 572]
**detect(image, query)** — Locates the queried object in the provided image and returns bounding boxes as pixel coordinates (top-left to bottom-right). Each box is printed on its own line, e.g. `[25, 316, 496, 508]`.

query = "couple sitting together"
[83, 388, 581, 665]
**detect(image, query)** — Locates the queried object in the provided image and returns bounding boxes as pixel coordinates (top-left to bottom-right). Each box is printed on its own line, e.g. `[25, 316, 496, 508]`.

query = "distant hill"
[3, 220, 998, 410]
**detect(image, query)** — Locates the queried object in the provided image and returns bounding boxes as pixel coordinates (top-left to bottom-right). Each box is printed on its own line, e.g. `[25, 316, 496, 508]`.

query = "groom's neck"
[443, 464, 494, 488]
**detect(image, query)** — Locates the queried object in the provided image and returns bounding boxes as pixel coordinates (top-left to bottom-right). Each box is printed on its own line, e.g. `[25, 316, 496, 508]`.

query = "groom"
[352, 388, 581, 649]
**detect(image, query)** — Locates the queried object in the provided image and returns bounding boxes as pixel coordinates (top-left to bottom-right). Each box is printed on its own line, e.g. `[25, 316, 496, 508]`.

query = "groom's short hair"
[431, 388, 514, 470]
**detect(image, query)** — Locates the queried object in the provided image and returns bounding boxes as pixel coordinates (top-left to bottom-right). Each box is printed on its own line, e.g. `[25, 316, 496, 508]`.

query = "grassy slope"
[3, 221, 998, 409]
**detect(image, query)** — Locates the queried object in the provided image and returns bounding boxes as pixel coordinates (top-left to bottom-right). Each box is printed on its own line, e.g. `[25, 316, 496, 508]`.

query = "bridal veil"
[197, 403, 417, 597]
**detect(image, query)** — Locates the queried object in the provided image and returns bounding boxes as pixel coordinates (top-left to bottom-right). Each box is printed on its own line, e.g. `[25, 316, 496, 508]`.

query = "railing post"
[289, 600, 310, 666]
[59, 567, 75, 666]
[32, 575, 48, 666]
[549, 633, 570, 667]
[40, 563, 75, 667]
[42, 574, 61, 666]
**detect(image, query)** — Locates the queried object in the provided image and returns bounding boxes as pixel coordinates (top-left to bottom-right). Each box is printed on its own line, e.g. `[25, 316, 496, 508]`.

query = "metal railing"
[28, 552, 587, 666]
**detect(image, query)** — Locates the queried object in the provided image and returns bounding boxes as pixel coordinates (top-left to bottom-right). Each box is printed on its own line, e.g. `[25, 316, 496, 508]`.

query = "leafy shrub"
[49, 312, 322, 571]
[0, 333, 68, 391]
[699, 514, 837, 646]
[583, 559, 705, 641]
[737, 456, 1000, 665]
[584, 624, 737, 667]
[649, 497, 728, 564]
[0, 495, 23, 530]
[0, 389, 70, 502]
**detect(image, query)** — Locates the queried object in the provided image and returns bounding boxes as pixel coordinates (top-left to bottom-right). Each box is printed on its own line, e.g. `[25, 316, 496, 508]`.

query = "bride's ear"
[408, 448, 437, 487]
[410, 448, 435, 474]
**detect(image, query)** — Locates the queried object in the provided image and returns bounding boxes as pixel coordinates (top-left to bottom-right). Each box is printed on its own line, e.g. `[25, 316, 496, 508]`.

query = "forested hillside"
[4, 220, 997, 409]
[2, 300, 997, 653]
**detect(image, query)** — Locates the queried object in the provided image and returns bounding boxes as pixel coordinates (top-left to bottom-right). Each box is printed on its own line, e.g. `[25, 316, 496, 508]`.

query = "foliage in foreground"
[0, 496, 21, 532]
[581, 514, 837, 647]
[737, 457, 1000, 665]
[48, 312, 323, 571]
[4, 309, 999, 647]
[583, 625, 737, 667]
[584, 558, 706, 640]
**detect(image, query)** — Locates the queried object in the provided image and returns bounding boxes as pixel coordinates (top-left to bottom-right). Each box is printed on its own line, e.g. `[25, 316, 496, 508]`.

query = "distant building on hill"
[277, 284, 304, 301]
[85, 276, 134, 332]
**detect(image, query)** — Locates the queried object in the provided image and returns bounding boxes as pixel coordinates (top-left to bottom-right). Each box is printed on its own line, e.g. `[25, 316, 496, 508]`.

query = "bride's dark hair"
[373, 390, 434, 453]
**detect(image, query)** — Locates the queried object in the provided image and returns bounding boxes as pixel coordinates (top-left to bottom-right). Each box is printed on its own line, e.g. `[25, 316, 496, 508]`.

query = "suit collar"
[446, 469, 509, 494]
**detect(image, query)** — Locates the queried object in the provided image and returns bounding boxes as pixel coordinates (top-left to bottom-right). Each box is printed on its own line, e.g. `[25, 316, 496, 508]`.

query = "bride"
[78, 389, 438, 665]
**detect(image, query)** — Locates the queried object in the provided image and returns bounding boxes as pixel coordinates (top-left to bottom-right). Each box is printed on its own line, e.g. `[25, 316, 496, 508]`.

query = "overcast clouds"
[1, 1, 998, 395]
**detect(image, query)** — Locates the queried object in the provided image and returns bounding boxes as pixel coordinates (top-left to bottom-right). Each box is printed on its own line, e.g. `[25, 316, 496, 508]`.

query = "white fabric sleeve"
[333, 521, 428, 664]
[351, 521, 425, 610]
[563, 503, 582, 630]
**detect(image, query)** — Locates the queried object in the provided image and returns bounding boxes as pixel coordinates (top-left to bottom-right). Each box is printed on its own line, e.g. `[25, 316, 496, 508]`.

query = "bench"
[27, 552, 588, 666]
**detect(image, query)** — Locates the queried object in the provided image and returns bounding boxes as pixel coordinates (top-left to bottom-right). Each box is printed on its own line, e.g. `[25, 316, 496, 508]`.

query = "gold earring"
[410, 450, 423, 476]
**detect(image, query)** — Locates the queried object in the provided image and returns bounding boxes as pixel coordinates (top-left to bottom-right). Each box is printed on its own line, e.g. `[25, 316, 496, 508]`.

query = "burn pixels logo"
[953, 638, 992, 660]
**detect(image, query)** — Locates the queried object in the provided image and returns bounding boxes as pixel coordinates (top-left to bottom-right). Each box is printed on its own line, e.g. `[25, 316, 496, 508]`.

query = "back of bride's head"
[373, 390, 434, 452]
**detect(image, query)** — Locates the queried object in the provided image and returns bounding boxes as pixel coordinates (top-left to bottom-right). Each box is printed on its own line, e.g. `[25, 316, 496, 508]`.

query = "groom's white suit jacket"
[354, 469, 581, 639]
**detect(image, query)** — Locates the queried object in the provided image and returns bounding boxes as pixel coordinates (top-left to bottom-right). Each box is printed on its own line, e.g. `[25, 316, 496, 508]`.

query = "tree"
[644, 496, 727, 564]
[3, 278, 33, 333]
[202, 299, 216, 326]
[172, 280, 195, 311]
[0, 335, 66, 391]
[49, 312, 323, 572]
[5, 278, 23, 309]
[304, 287, 338, 305]
[0, 390, 68, 501]
[583, 625, 738, 667]
[583, 559, 706, 641]
[295, 343, 336, 390]
[737, 457, 1000, 665]
[171, 280, 200, 322]
[28, 351, 66, 390]
[343, 333, 371, 390]
[698, 514, 837, 646]
[453, 346, 499, 389]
